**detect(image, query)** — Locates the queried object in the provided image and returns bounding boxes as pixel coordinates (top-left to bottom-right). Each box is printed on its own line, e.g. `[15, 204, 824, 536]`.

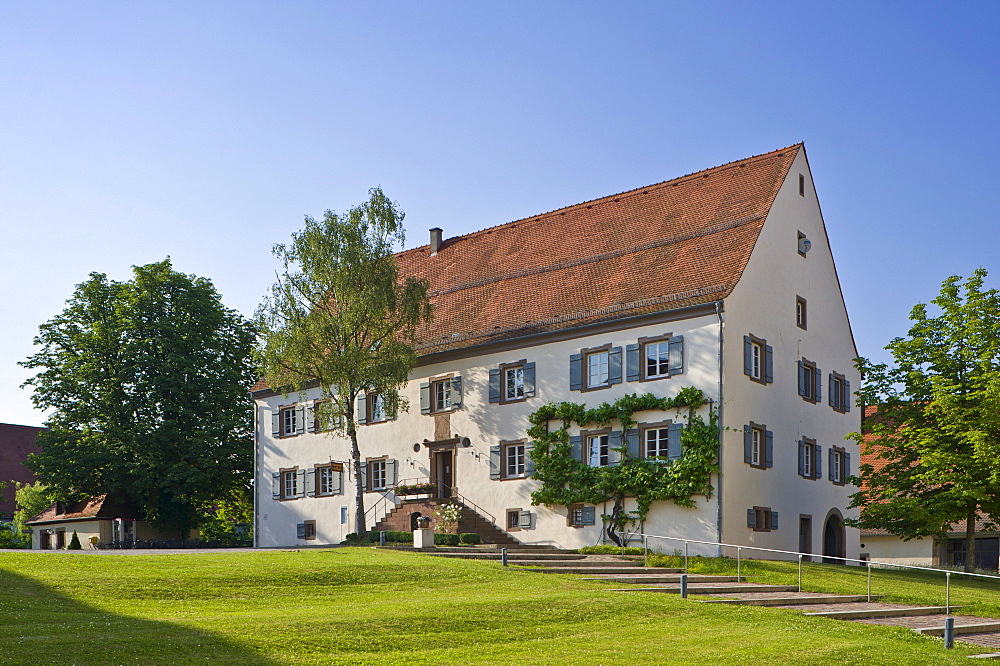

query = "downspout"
[714, 301, 724, 552]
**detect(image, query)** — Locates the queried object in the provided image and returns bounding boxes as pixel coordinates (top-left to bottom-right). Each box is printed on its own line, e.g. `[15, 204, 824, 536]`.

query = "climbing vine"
[527, 387, 720, 529]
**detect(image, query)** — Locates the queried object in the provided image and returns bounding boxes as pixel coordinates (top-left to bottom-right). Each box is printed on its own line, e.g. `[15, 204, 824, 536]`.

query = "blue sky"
[2, 2, 999, 427]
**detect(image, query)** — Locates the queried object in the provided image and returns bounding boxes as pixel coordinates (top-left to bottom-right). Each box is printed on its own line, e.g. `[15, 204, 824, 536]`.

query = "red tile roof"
[253, 144, 801, 393]
[27, 493, 143, 525]
[0, 423, 43, 518]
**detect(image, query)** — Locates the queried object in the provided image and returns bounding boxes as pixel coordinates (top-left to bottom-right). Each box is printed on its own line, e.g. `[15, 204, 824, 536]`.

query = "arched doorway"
[823, 513, 845, 563]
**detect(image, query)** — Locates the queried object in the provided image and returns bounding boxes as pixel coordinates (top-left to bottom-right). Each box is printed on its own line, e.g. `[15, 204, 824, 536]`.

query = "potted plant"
[416, 516, 432, 529]
[395, 482, 437, 496]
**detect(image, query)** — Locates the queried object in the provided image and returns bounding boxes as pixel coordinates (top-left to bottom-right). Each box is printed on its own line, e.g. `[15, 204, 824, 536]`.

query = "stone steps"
[804, 606, 962, 620]
[700, 594, 882, 607]
[613, 584, 799, 594]
[583, 574, 743, 584]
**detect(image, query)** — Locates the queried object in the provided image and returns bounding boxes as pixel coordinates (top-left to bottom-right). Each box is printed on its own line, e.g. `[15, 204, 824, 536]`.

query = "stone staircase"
[371, 497, 521, 546]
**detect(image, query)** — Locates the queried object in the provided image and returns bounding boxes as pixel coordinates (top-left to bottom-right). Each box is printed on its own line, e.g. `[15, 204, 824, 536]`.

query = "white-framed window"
[830, 447, 850, 485]
[371, 394, 387, 422]
[587, 351, 609, 388]
[799, 438, 821, 480]
[751, 428, 761, 466]
[645, 428, 670, 459]
[645, 340, 671, 379]
[586, 434, 609, 467]
[751, 342, 762, 380]
[743, 334, 772, 385]
[803, 443, 812, 476]
[432, 379, 452, 412]
[505, 442, 526, 478]
[370, 460, 387, 490]
[744, 422, 772, 469]
[282, 469, 298, 499]
[316, 464, 342, 496]
[282, 407, 297, 435]
[505, 366, 525, 401]
[796, 296, 807, 330]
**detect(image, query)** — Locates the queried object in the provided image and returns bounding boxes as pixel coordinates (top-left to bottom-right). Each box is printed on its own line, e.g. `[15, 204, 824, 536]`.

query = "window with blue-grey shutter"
[747, 508, 756, 529]
[420, 382, 431, 414]
[626, 429, 640, 458]
[608, 346, 623, 385]
[626, 344, 641, 381]
[764, 429, 773, 468]
[271, 411, 281, 437]
[746, 423, 770, 468]
[744, 334, 772, 384]
[668, 336, 684, 375]
[523, 362, 536, 398]
[569, 354, 583, 391]
[745, 427, 755, 465]
[295, 405, 306, 434]
[525, 442, 535, 476]
[271, 471, 281, 500]
[488, 369, 501, 403]
[450, 376, 463, 408]
[304, 468, 315, 496]
[608, 430, 623, 465]
[489, 445, 502, 480]
[799, 359, 821, 402]
[770, 511, 779, 530]
[296, 523, 306, 539]
[569, 435, 583, 462]
[356, 393, 368, 424]
[668, 423, 683, 460]
[815, 445, 822, 478]
[297, 469, 307, 498]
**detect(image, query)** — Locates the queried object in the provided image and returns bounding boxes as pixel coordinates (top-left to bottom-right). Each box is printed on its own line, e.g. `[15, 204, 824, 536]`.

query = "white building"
[253, 143, 861, 559]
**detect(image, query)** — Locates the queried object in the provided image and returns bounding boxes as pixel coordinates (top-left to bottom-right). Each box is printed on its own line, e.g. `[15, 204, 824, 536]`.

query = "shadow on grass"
[0, 565, 277, 665]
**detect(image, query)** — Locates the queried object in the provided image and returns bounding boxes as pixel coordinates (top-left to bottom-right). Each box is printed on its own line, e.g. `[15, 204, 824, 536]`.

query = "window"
[798, 438, 822, 479]
[796, 297, 807, 330]
[372, 394, 387, 422]
[748, 506, 778, 532]
[420, 377, 462, 414]
[272, 404, 305, 438]
[797, 231, 811, 257]
[798, 358, 821, 403]
[433, 379, 452, 412]
[488, 361, 536, 404]
[504, 442, 526, 478]
[507, 509, 521, 531]
[645, 427, 670, 459]
[799, 173, 805, 197]
[297, 520, 316, 540]
[570, 346, 621, 391]
[829, 447, 850, 485]
[743, 423, 772, 469]
[586, 433, 609, 467]
[364, 457, 398, 491]
[743, 335, 773, 384]
[370, 460, 387, 490]
[829, 371, 851, 413]
[313, 400, 343, 432]
[358, 392, 394, 424]
[567, 504, 596, 527]
[281, 469, 298, 499]
[627, 334, 684, 381]
[315, 463, 343, 496]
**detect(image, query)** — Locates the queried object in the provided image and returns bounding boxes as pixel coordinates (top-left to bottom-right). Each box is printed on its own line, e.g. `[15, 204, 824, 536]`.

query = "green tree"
[255, 188, 431, 536]
[849, 269, 1000, 572]
[13, 481, 56, 537]
[21, 259, 257, 537]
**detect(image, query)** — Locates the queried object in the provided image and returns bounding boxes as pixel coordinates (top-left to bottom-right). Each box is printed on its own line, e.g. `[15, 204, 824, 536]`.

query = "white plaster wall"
[255, 315, 722, 549]
[719, 148, 862, 561]
[30, 520, 109, 549]
[862, 534, 936, 566]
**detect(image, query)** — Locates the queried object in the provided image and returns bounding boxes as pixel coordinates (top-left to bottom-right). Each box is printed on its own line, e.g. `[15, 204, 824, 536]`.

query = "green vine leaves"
[526, 387, 720, 523]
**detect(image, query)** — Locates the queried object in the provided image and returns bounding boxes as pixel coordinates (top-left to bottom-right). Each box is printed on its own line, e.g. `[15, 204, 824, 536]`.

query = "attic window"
[799, 174, 805, 196]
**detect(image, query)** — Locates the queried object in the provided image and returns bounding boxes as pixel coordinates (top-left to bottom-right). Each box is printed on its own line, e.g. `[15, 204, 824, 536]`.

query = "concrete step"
[518, 566, 684, 575]
[581, 574, 743, 584]
[427, 552, 588, 560]
[917, 622, 1000, 637]
[701, 595, 882, 607]
[509, 559, 640, 568]
[804, 606, 963, 620]
[614, 584, 799, 594]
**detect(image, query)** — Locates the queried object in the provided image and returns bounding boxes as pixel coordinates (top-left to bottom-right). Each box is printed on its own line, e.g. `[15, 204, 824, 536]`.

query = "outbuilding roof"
[27, 493, 143, 525]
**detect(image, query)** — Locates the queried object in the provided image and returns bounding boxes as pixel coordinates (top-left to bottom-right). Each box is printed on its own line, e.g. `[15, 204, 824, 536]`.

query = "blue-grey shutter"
[488, 369, 501, 403]
[743, 336, 753, 376]
[305, 404, 316, 433]
[798, 361, 807, 396]
[828, 448, 835, 481]
[626, 428, 640, 459]
[569, 435, 583, 462]
[582, 506, 596, 525]
[489, 445, 502, 480]
[525, 442, 535, 476]
[332, 469, 342, 495]
[764, 430, 774, 468]
[828, 374, 836, 408]
[297, 469, 307, 497]
[451, 376, 463, 408]
[519, 510, 532, 530]
[271, 411, 281, 437]
[765, 345, 774, 383]
[271, 472, 281, 500]
[844, 452, 852, 480]
[668, 336, 684, 375]
[798, 441, 806, 476]
[608, 347, 623, 385]
[744, 426, 753, 464]
[608, 430, 623, 465]
[668, 423, 683, 460]
[626, 344, 641, 382]
[747, 509, 756, 529]
[844, 380, 852, 412]
[304, 468, 316, 496]
[295, 405, 307, 434]
[814, 445, 822, 479]
[356, 393, 368, 424]
[814, 368, 822, 402]
[420, 382, 431, 414]
[569, 354, 583, 391]
[523, 362, 536, 398]
[385, 459, 398, 487]
[770, 511, 779, 530]
[296, 523, 306, 539]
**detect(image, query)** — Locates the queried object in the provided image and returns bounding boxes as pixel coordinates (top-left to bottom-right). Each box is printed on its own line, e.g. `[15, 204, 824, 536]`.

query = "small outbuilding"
[27, 494, 180, 549]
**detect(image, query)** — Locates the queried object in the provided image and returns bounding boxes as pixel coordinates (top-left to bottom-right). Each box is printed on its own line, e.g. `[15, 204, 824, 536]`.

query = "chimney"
[429, 227, 443, 255]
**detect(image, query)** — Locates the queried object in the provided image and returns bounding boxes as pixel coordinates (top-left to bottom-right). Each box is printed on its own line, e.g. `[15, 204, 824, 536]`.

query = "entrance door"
[799, 516, 812, 562]
[55, 530, 66, 549]
[40, 531, 50, 550]
[433, 450, 454, 498]
[823, 515, 843, 563]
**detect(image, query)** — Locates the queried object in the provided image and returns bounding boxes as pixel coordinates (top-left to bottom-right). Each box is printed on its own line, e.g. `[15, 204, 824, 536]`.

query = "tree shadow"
[0, 563, 277, 665]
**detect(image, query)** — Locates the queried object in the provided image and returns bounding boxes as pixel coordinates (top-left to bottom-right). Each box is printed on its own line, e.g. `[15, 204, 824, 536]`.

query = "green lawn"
[0, 547, 993, 665]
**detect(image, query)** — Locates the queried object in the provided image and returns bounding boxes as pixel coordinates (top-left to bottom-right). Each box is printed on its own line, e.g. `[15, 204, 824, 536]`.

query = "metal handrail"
[436, 482, 498, 529]
[624, 530, 1000, 614]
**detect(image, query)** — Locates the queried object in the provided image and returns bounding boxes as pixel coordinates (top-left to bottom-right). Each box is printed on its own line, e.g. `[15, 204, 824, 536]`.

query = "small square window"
[302, 520, 316, 540]
[507, 509, 521, 531]
[751, 506, 776, 532]
[568, 504, 596, 527]
[796, 297, 807, 330]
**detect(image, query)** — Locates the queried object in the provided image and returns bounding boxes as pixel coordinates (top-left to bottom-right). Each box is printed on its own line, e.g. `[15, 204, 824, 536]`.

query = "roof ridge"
[398, 143, 802, 255]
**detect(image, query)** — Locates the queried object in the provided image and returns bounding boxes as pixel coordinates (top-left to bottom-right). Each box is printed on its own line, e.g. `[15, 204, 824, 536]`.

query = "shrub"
[67, 531, 82, 550]
[434, 533, 460, 547]
[0, 525, 29, 549]
[459, 533, 481, 545]
[578, 545, 645, 555]
[433, 503, 462, 534]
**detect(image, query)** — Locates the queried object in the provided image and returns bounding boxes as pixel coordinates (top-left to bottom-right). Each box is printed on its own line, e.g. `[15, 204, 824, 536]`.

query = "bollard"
[944, 616, 955, 649]
[679, 573, 688, 599]
[501, 547, 508, 568]
[380, 531, 386, 547]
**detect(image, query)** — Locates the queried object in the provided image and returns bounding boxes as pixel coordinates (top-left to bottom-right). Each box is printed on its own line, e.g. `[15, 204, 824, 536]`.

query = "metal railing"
[624, 531, 1000, 614]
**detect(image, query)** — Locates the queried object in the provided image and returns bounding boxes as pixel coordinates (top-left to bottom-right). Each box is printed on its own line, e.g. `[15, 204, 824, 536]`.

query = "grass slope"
[0, 548, 990, 665]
